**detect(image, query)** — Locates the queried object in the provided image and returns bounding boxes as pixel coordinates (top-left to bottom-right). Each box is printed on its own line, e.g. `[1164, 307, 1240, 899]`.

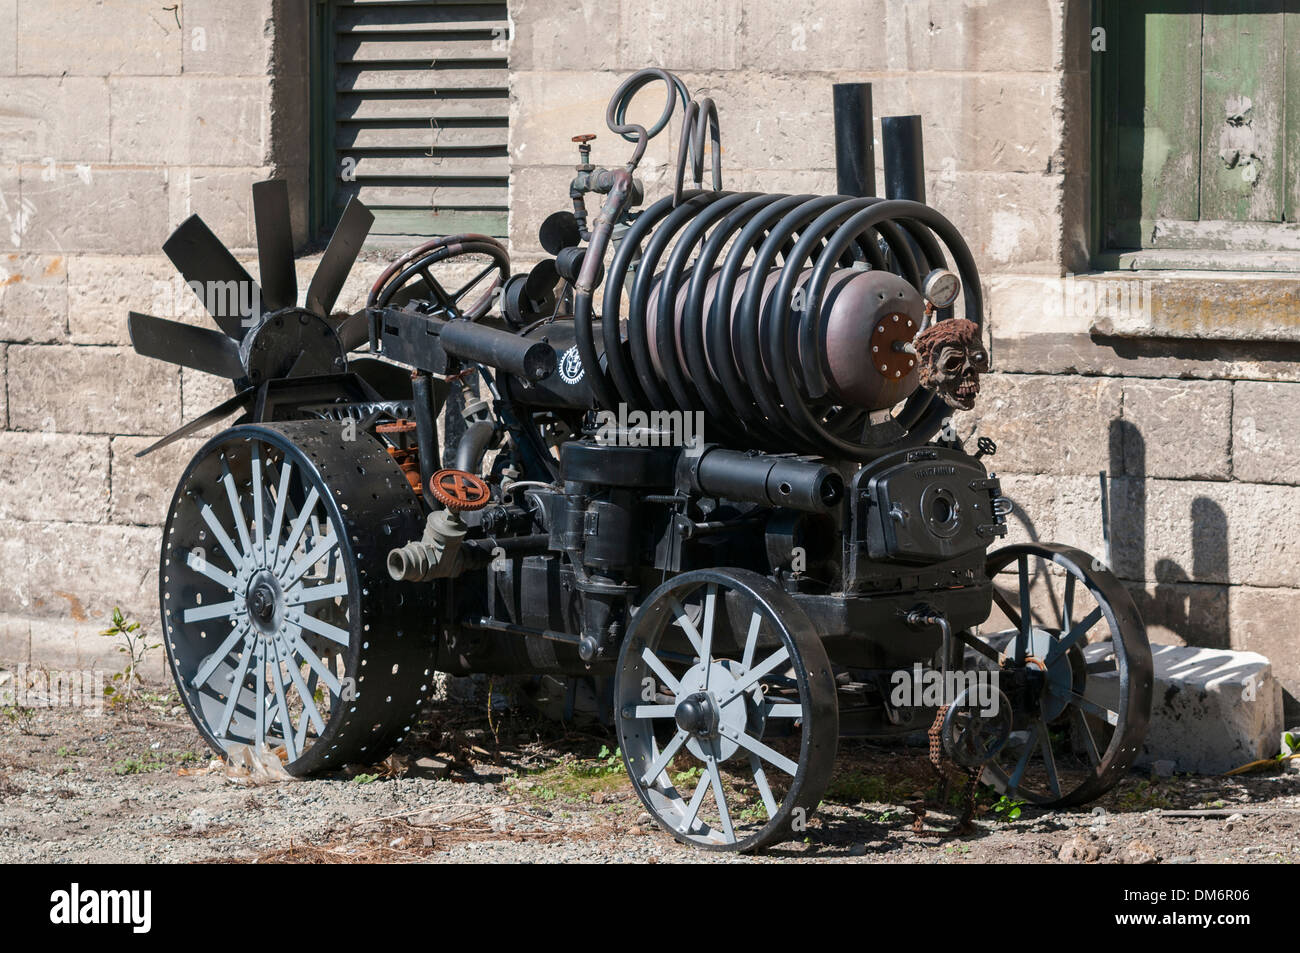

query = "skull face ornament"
[912, 318, 989, 411]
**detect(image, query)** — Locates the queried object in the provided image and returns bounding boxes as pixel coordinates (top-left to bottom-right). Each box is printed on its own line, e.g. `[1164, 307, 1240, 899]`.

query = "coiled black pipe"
[573, 191, 983, 463]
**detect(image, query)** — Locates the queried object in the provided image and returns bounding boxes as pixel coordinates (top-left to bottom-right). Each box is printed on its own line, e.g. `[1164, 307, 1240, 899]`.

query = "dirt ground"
[2, 676, 1299, 864]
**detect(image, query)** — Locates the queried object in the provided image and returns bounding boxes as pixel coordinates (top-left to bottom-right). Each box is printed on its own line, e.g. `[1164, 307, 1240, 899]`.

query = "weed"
[100, 607, 160, 706]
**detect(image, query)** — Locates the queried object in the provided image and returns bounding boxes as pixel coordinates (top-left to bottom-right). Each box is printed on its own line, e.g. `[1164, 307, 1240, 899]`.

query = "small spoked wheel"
[965, 543, 1152, 806]
[161, 421, 433, 775]
[616, 569, 838, 852]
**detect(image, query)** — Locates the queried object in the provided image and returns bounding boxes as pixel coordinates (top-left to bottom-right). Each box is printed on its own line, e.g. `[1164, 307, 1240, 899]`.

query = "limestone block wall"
[0, 0, 313, 669]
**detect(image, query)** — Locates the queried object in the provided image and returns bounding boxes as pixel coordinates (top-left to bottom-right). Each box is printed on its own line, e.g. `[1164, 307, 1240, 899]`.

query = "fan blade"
[134, 388, 257, 458]
[252, 179, 298, 312]
[128, 312, 246, 380]
[306, 197, 374, 318]
[163, 214, 263, 339]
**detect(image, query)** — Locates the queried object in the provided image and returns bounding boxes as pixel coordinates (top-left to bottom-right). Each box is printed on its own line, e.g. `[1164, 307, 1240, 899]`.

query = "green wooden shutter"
[1095, 0, 1300, 270]
[312, 0, 509, 244]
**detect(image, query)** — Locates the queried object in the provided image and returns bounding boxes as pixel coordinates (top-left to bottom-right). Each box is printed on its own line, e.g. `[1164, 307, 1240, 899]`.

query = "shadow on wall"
[1108, 418, 1229, 653]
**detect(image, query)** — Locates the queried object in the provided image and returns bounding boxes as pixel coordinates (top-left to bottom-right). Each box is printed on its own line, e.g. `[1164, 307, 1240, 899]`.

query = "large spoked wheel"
[616, 569, 838, 852]
[161, 421, 434, 775]
[965, 543, 1152, 806]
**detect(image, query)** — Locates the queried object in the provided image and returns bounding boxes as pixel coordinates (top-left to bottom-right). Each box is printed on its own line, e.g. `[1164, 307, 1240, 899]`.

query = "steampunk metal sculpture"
[127, 68, 1152, 851]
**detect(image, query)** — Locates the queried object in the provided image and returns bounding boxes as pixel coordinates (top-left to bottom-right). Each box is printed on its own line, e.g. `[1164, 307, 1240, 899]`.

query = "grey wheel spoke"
[186, 549, 239, 591]
[282, 643, 325, 736]
[640, 645, 681, 695]
[1015, 555, 1031, 663]
[956, 627, 1003, 665]
[991, 588, 1023, 635]
[1085, 656, 1118, 674]
[191, 622, 250, 689]
[740, 610, 762, 672]
[717, 722, 798, 776]
[706, 750, 735, 843]
[641, 728, 688, 787]
[679, 769, 712, 833]
[183, 599, 244, 624]
[268, 643, 299, 762]
[267, 459, 293, 563]
[276, 486, 320, 573]
[1050, 685, 1120, 726]
[667, 594, 704, 656]
[220, 456, 253, 559]
[282, 531, 339, 589]
[295, 611, 351, 647]
[1071, 706, 1102, 767]
[1062, 571, 1075, 633]
[1038, 720, 1061, 798]
[716, 645, 790, 706]
[199, 499, 244, 570]
[764, 702, 803, 718]
[633, 704, 677, 718]
[751, 754, 779, 818]
[285, 580, 349, 606]
[1048, 605, 1104, 662]
[699, 584, 717, 688]
[1008, 722, 1041, 794]
[215, 633, 256, 738]
[251, 447, 266, 557]
[287, 624, 342, 695]
[253, 645, 267, 744]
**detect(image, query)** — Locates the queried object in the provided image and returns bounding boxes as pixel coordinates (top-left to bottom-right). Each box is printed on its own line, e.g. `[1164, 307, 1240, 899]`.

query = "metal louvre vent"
[321, 0, 510, 243]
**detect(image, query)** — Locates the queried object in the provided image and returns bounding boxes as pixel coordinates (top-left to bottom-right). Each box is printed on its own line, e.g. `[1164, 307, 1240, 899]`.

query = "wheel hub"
[244, 570, 284, 637]
[675, 692, 719, 738]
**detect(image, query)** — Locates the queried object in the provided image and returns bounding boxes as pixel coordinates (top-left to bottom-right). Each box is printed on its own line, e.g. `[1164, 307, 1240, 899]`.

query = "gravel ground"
[2, 677, 1299, 864]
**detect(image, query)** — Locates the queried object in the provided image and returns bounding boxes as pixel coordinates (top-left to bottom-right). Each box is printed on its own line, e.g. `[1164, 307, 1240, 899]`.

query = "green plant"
[1, 705, 36, 734]
[352, 772, 380, 784]
[573, 745, 624, 778]
[100, 607, 160, 705]
[673, 764, 703, 785]
[113, 754, 166, 775]
[992, 795, 1025, 822]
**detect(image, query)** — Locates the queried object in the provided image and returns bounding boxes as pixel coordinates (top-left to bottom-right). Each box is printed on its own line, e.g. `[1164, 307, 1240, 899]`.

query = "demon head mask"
[913, 318, 989, 411]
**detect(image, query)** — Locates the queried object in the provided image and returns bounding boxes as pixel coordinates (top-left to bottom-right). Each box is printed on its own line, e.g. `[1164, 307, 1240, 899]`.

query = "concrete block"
[0, 252, 67, 342]
[878, 0, 1057, 73]
[16, 0, 182, 76]
[180, 368, 236, 423]
[929, 170, 1064, 273]
[109, 77, 270, 167]
[0, 344, 6, 428]
[17, 164, 169, 255]
[617, 0, 741, 70]
[0, 519, 159, 626]
[1088, 643, 1283, 775]
[0, 0, 15, 74]
[1121, 378, 1232, 480]
[1230, 586, 1300, 721]
[0, 614, 164, 684]
[739, 1, 889, 72]
[510, 0, 622, 71]
[8, 344, 181, 435]
[109, 435, 205, 526]
[0, 431, 109, 523]
[1124, 581, 1229, 649]
[0, 77, 111, 161]
[1112, 479, 1300, 589]
[952, 373, 1122, 476]
[167, 166, 269, 252]
[68, 254, 179, 346]
[181, 0, 274, 75]
[990, 473, 1109, 560]
[1233, 382, 1300, 485]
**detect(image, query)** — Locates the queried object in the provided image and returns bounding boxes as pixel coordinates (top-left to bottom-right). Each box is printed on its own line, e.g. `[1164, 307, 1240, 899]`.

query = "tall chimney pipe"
[832, 83, 876, 198]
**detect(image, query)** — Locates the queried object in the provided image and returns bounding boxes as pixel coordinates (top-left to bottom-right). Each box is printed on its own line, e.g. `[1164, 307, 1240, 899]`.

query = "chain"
[919, 704, 980, 835]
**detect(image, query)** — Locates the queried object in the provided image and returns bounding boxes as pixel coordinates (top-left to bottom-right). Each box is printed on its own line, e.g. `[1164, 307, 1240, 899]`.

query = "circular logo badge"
[559, 345, 584, 385]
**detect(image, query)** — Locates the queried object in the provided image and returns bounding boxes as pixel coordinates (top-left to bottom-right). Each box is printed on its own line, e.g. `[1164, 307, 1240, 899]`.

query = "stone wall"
[508, 0, 1300, 715]
[1, 1, 1297, 716]
[0, 0, 313, 670]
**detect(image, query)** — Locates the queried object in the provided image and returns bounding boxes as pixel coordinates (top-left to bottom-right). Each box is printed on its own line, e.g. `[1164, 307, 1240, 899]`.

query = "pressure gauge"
[922, 268, 962, 309]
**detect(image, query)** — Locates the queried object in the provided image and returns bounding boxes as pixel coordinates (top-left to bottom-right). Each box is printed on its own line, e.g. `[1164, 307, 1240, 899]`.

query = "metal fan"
[127, 180, 376, 455]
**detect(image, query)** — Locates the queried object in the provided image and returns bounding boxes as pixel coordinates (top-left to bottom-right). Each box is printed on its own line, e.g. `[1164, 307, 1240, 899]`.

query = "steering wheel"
[368, 234, 511, 320]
